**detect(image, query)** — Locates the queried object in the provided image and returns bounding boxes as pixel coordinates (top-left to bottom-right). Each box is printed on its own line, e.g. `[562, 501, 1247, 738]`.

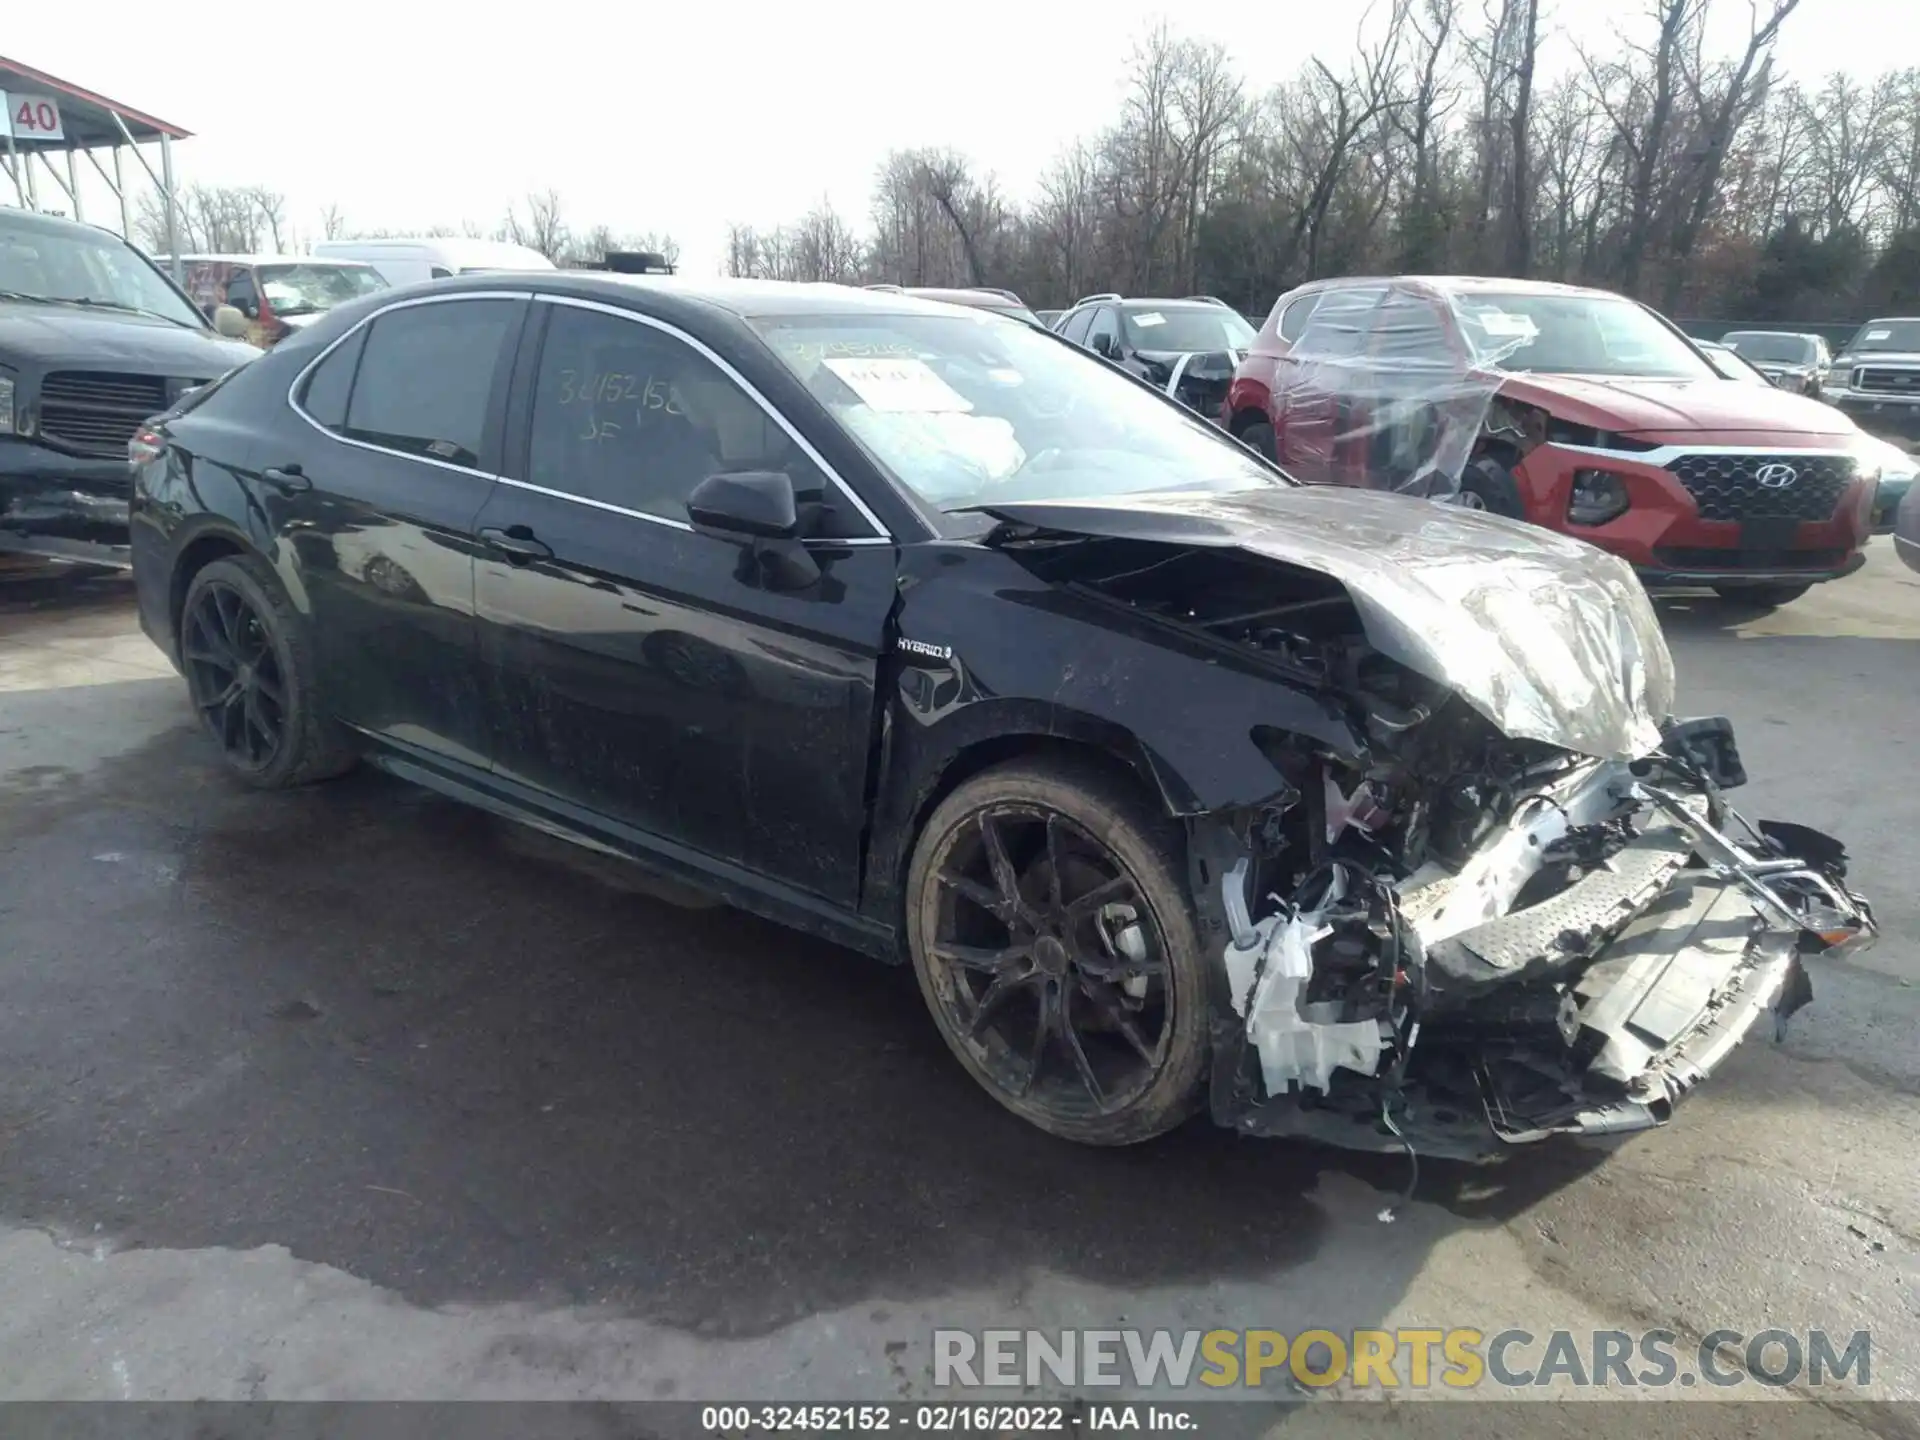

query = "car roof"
[1295, 274, 1624, 302]
[172, 253, 378, 267]
[525, 273, 1021, 321]
[899, 286, 1028, 311]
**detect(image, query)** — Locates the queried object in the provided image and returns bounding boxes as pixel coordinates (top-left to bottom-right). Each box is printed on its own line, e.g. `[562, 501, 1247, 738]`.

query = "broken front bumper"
[1212, 741, 1876, 1159]
[0, 440, 135, 568]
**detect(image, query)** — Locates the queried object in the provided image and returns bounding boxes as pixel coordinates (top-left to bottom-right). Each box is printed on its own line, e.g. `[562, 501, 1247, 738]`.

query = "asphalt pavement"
[0, 546, 1914, 1418]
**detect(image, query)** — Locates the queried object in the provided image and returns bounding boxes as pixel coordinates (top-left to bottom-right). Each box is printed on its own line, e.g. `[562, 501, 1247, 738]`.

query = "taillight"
[129, 425, 165, 465]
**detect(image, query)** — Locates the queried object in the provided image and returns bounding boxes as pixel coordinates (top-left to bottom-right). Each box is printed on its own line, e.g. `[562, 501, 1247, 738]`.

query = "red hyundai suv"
[1223, 276, 1877, 607]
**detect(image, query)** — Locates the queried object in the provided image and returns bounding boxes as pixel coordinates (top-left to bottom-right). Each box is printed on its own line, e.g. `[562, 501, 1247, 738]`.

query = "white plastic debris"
[1222, 874, 1385, 1097]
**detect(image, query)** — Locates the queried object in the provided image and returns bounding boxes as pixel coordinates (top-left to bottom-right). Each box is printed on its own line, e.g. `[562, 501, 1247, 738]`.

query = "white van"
[308, 237, 556, 287]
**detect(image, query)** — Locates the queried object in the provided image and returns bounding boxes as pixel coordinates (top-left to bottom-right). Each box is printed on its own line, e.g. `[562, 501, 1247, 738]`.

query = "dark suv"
[1053, 293, 1255, 415]
[0, 208, 258, 565]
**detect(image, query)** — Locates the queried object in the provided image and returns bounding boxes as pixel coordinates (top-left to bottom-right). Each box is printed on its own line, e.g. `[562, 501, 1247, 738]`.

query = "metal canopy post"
[66, 148, 82, 221]
[113, 145, 128, 238]
[1, 130, 19, 206]
[158, 133, 181, 281]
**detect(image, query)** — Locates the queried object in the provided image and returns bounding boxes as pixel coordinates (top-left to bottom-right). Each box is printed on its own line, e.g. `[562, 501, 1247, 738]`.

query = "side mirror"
[212, 304, 249, 338]
[1091, 333, 1117, 359]
[687, 470, 801, 541]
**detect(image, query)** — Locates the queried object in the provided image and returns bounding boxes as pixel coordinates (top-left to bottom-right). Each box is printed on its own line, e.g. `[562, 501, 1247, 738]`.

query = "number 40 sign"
[0, 92, 66, 142]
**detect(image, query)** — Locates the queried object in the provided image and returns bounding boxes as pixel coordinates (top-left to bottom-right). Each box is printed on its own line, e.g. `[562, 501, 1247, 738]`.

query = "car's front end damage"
[982, 486, 1876, 1158]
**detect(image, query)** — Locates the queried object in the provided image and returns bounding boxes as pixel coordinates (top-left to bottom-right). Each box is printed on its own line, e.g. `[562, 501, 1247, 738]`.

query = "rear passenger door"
[471, 297, 898, 906]
[270, 293, 526, 767]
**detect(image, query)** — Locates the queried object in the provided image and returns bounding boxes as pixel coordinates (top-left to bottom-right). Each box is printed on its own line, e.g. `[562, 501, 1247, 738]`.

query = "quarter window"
[342, 299, 516, 468]
[1278, 293, 1322, 342]
[299, 326, 367, 430]
[527, 304, 856, 532]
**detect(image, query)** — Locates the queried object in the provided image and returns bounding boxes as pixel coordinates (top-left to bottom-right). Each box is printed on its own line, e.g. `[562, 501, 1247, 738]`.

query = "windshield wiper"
[0, 289, 58, 305]
[57, 297, 201, 329]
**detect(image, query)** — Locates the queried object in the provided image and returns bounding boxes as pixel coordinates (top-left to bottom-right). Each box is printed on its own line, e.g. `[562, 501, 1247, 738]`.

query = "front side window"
[1058, 308, 1093, 345]
[1084, 307, 1119, 355]
[751, 310, 1284, 514]
[528, 305, 856, 531]
[1452, 292, 1716, 379]
[0, 217, 205, 328]
[343, 300, 515, 467]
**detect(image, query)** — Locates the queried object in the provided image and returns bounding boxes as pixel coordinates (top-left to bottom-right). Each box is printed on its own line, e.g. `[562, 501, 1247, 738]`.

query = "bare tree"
[318, 201, 348, 240]
[500, 188, 570, 262]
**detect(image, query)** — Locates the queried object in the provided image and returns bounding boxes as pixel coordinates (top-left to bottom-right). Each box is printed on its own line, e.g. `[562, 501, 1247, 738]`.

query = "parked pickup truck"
[1823, 316, 1920, 441]
[0, 207, 257, 566]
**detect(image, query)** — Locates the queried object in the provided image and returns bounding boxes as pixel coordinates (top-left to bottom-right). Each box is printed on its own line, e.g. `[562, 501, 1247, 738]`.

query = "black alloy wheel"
[183, 577, 288, 773]
[177, 553, 355, 789]
[907, 762, 1211, 1145]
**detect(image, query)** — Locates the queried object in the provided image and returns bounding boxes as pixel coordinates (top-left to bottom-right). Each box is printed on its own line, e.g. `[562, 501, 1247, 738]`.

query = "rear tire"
[1712, 582, 1812, 610]
[179, 554, 356, 789]
[1239, 421, 1277, 462]
[905, 759, 1211, 1146]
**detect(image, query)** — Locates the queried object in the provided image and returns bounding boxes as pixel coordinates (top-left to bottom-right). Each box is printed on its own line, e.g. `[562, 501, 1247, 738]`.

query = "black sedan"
[129, 275, 1875, 1157]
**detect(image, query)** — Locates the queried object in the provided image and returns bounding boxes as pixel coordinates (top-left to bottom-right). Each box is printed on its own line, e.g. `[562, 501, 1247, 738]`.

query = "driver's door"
[473, 297, 898, 905]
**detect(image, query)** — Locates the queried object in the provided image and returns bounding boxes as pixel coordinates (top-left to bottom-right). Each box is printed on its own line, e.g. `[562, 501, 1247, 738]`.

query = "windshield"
[1845, 320, 1920, 354]
[257, 263, 387, 316]
[1123, 305, 1256, 353]
[1722, 332, 1815, 364]
[751, 311, 1284, 512]
[0, 217, 204, 327]
[1452, 292, 1715, 379]
[1701, 345, 1770, 385]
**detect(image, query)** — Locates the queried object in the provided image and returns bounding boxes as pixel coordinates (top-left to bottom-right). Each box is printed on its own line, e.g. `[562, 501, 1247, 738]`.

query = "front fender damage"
[1190, 730, 1876, 1160]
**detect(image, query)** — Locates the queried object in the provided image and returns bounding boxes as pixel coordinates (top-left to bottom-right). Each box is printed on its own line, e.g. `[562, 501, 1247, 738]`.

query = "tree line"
[726, 0, 1920, 323]
[133, 185, 680, 272]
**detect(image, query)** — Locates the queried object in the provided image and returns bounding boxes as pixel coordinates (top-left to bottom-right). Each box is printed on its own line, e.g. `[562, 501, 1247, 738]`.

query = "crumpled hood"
[982, 485, 1677, 760]
[1501, 372, 1851, 436]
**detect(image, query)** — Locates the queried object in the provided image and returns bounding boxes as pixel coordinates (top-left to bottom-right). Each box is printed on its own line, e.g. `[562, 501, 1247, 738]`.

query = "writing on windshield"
[753, 312, 1280, 512]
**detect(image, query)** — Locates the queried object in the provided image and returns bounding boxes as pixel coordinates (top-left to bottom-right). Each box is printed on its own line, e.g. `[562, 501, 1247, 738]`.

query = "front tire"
[1712, 581, 1813, 610]
[179, 554, 355, 789]
[1456, 456, 1528, 518]
[905, 759, 1211, 1146]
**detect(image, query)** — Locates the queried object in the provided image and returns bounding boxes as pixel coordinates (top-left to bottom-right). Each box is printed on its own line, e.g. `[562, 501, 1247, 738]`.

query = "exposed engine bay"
[1000, 522, 1878, 1158]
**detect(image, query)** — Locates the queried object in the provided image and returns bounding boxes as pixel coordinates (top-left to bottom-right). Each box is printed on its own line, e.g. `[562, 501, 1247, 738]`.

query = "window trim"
[519, 294, 893, 543]
[288, 289, 529, 480]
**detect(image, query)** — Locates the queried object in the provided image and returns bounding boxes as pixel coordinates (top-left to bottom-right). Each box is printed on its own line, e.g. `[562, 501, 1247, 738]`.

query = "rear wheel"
[179, 554, 355, 789]
[1712, 581, 1813, 610]
[1239, 421, 1277, 461]
[905, 760, 1210, 1146]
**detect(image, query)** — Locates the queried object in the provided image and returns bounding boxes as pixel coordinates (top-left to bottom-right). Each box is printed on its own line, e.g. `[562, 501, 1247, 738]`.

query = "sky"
[5, 0, 1915, 275]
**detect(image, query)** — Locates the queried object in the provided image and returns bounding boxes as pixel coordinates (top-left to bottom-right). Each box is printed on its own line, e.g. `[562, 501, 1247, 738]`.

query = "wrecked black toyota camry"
[128, 276, 1876, 1157]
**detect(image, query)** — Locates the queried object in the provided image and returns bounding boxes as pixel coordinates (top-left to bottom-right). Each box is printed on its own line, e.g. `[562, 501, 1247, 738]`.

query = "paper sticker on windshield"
[1475, 312, 1538, 340]
[824, 357, 973, 413]
[1866, 329, 1893, 341]
[1132, 312, 1166, 327]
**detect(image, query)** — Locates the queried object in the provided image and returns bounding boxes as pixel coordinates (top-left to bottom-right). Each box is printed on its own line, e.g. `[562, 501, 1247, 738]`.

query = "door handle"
[260, 464, 311, 494]
[479, 525, 553, 563]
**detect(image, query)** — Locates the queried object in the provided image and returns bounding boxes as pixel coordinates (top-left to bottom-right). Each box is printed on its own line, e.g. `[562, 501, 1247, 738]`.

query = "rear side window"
[1278, 293, 1322, 342]
[343, 300, 516, 468]
[299, 326, 367, 430]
